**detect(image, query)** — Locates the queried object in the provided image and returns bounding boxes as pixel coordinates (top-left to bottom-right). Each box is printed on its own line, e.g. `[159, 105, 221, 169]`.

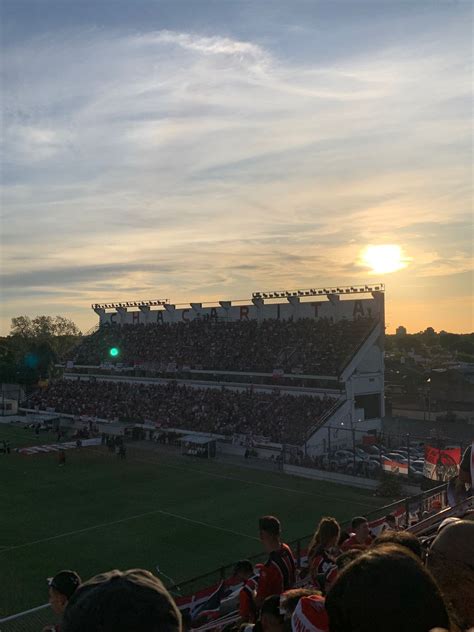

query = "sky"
[1, 0, 473, 335]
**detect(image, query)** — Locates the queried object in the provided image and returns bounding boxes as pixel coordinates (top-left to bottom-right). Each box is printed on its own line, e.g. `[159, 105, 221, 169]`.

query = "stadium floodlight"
[91, 299, 170, 310]
[252, 284, 384, 299]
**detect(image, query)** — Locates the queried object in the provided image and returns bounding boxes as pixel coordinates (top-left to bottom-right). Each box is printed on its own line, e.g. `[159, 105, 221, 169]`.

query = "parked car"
[409, 466, 424, 482]
[363, 445, 381, 455]
[333, 450, 353, 465]
[389, 450, 408, 458]
[386, 453, 409, 463]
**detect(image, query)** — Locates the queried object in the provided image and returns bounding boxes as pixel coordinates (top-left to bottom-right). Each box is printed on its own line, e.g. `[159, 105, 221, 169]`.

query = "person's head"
[325, 544, 450, 632]
[335, 549, 362, 570]
[47, 570, 81, 615]
[437, 517, 460, 532]
[259, 516, 281, 552]
[308, 517, 340, 558]
[337, 531, 350, 547]
[62, 569, 182, 632]
[373, 530, 422, 559]
[385, 513, 397, 529]
[426, 520, 474, 630]
[233, 560, 254, 582]
[260, 595, 285, 632]
[280, 589, 321, 618]
[460, 509, 474, 522]
[351, 517, 370, 543]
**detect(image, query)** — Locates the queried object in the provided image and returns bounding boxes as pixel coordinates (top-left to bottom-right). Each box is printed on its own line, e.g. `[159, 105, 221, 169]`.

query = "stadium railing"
[0, 603, 59, 632]
[0, 483, 454, 632]
[303, 396, 346, 441]
[167, 483, 450, 599]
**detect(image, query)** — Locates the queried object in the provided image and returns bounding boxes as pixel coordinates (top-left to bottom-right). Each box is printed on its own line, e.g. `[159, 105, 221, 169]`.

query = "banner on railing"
[423, 446, 461, 481]
[19, 438, 101, 456]
[382, 459, 408, 476]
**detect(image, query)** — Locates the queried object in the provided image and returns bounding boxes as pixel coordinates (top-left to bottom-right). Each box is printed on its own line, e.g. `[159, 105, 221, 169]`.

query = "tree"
[4, 315, 82, 385]
[11, 315, 81, 339]
[53, 315, 81, 337]
[10, 316, 33, 338]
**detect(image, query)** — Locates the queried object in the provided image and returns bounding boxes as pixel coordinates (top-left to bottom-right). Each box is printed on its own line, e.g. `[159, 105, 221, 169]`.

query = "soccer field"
[0, 425, 383, 619]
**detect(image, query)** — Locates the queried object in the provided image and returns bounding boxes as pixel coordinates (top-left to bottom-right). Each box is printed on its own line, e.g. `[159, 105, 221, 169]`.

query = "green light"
[109, 347, 119, 358]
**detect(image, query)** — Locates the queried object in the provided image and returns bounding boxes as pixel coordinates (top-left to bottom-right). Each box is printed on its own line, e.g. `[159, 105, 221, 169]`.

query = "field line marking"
[124, 448, 376, 509]
[1, 509, 258, 554]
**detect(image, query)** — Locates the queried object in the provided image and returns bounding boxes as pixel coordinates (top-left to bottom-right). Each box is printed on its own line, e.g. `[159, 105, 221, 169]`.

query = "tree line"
[0, 316, 81, 385]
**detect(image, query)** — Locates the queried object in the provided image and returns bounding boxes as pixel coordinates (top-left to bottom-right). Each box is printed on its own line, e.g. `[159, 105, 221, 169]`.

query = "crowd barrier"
[0, 483, 456, 632]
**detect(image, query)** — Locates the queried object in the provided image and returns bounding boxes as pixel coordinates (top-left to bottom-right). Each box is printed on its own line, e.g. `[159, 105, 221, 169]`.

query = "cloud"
[1, 17, 472, 333]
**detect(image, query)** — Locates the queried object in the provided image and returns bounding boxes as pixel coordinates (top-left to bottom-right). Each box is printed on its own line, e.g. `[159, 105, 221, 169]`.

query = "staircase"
[304, 397, 348, 442]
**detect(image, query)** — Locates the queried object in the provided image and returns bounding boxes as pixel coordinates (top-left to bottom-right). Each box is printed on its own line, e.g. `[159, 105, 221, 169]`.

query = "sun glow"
[360, 245, 408, 274]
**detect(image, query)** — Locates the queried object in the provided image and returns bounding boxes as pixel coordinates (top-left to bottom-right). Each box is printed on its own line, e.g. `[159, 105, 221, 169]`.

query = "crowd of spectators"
[71, 317, 375, 376]
[29, 379, 336, 444]
[43, 513, 474, 632]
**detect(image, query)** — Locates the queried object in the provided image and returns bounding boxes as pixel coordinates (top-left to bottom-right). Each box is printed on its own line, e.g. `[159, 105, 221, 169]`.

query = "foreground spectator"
[458, 441, 473, 489]
[281, 589, 329, 632]
[233, 560, 259, 623]
[372, 530, 422, 559]
[259, 595, 286, 632]
[450, 440, 473, 505]
[325, 544, 450, 632]
[334, 549, 361, 571]
[62, 569, 181, 632]
[426, 520, 474, 631]
[256, 516, 296, 606]
[42, 570, 81, 632]
[383, 513, 400, 531]
[307, 517, 340, 590]
[340, 516, 373, 551]
[291, 593, 329, 632]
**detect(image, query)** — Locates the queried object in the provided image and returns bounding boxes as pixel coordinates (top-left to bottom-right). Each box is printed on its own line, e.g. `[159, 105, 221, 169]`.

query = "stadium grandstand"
[33, 285, 386, 454]
[3, 284, 473, 632]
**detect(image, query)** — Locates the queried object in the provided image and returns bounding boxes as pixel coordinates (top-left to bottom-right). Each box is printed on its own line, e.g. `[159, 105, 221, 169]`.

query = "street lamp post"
[426, 378, 431, 422]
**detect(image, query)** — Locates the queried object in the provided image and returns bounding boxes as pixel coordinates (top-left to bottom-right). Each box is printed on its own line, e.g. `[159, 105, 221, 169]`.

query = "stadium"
[1, 285, 472, 632]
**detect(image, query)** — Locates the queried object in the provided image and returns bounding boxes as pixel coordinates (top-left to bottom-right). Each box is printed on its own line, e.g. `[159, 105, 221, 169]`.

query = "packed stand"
[71, 317, 376, 376]
[42, 511, 473, 632]
[29, 379, 336, 444]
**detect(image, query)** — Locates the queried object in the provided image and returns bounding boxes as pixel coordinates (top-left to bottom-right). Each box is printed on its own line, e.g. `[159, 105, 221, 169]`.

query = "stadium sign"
[93, 287, 385, 327]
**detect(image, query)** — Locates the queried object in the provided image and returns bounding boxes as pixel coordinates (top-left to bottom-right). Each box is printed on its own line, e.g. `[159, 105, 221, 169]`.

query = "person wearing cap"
[280, 589, 329, 632]
[42, 570, 81, 632]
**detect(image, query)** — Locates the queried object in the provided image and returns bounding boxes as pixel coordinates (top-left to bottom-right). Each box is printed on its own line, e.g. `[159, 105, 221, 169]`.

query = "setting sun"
[360, 245, 409, 274]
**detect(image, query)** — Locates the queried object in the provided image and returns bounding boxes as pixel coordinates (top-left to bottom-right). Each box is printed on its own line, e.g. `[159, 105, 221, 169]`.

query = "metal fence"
[166, 483, 448, 599]
[0, 604, 59, 632]
[283, 425, 467, 484]
[0, 481, 449, 631]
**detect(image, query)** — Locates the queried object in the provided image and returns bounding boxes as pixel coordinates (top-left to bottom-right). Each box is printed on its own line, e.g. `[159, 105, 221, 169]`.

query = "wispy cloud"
[1, 7, 472, 333]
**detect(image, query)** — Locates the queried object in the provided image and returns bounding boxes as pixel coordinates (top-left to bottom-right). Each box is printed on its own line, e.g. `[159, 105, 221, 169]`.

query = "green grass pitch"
[0, 425, 383, 617]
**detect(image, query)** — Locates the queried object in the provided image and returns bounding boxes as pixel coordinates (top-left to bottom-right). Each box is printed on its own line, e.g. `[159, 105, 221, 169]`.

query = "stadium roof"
[180, 435, 215, 445]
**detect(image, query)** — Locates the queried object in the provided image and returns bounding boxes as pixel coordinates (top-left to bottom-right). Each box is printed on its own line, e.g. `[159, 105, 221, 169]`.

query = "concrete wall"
[284, 463, 379, 490]
[1, 399, 18, 416]
[218, 441, 281, 460]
